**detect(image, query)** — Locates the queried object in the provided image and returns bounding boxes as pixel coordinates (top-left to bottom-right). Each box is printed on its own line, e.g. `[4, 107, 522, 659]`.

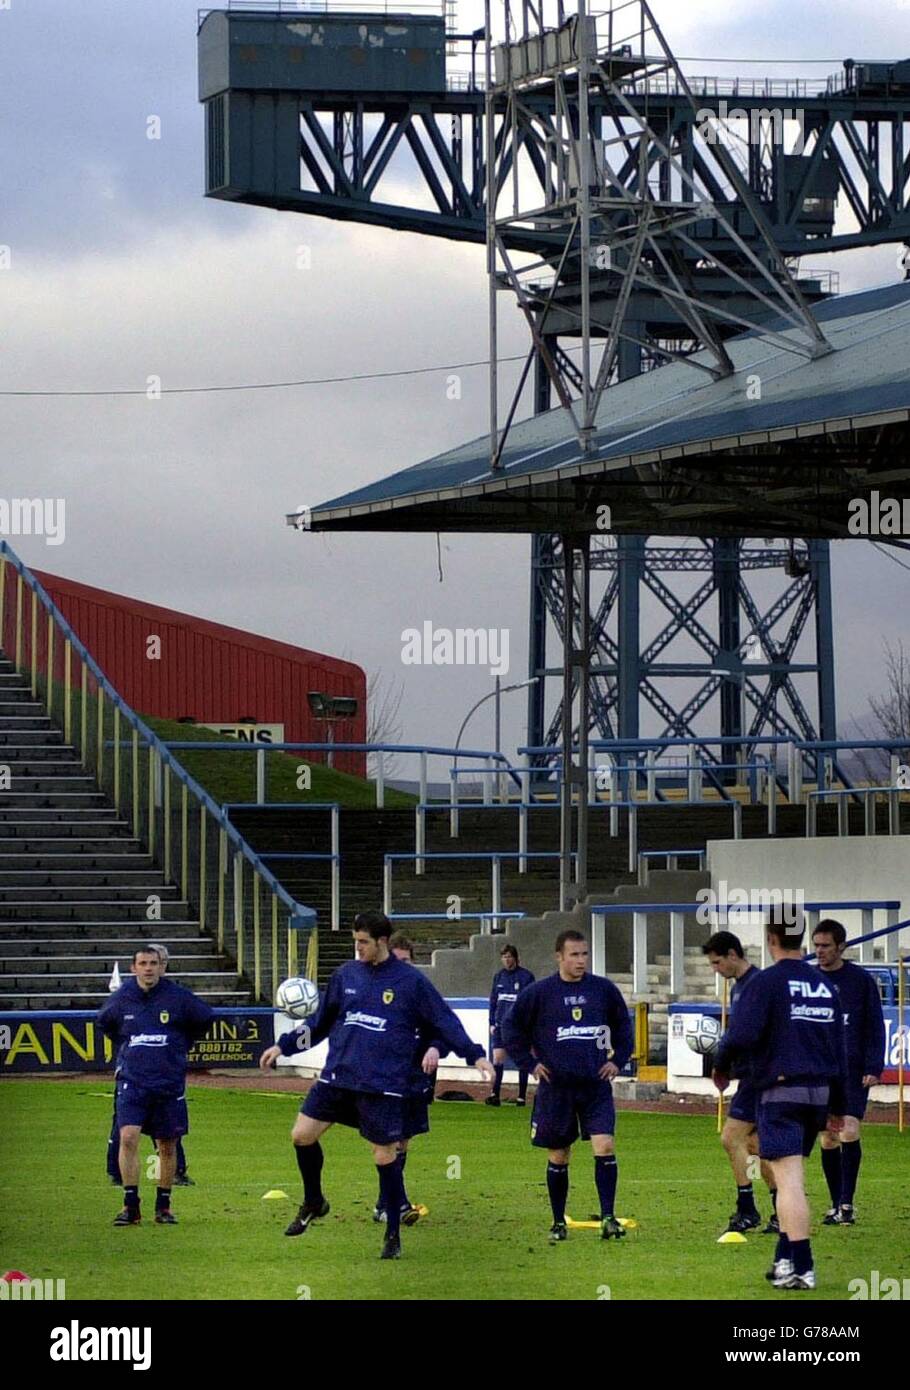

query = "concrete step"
[0, 969, 242, 992]
[0, 899, 191, 921]
[0, 919, 205, 938]
[0, 865, 160, 883]
[1, 988, 253, 1008]
[0, 954, 223, 974]
[0, 936, 217, 957]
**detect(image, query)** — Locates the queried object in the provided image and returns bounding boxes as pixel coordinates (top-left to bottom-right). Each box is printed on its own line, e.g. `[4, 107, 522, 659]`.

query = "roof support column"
[559, 532, 591, 910]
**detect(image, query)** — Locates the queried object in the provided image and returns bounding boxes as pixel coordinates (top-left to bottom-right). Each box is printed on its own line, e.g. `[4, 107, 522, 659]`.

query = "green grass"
[140, 714, 416, 809]
[1, 1082, 907, 1301]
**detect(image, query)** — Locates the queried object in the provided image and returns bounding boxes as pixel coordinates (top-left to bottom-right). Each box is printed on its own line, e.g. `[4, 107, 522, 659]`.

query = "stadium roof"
[297, 280, 910, 538]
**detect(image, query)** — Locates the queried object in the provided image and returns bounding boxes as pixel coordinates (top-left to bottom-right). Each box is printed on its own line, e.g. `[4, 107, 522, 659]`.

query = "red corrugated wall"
[30, 569, 367, 776]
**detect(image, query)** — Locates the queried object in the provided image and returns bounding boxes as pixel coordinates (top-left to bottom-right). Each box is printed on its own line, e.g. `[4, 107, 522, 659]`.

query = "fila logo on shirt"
[788, 980, 833, 999]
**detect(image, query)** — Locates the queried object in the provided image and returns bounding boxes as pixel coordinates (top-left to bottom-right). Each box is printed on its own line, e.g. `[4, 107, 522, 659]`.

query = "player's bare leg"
[154, 1138, 178, 1224]
[286, 1114, 332, 1237]
[591, 1134, 624, 1239]
[721, 1118, 762, 1232]
[755, 1141, 779, 1232]
[767, 1155, 815, 1288]
[114, 1124, 142, 1226]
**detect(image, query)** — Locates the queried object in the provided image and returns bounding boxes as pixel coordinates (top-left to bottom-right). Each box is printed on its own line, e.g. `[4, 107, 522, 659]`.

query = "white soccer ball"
[685, 1014, 721, 1056]
[275, 976, 319, 1020]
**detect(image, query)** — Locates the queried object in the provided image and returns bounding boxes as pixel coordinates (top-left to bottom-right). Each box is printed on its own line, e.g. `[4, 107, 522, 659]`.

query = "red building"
[32, 569, 367, 776]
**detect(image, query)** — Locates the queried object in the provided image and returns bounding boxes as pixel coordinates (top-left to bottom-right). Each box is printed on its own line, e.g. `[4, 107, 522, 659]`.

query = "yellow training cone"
[262, 1190, 290, 1201]
[717, 1230, 748, 1244]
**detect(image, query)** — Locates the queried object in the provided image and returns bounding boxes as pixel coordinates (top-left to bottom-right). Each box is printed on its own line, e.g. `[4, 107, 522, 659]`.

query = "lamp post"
[453, 676, 539, 802]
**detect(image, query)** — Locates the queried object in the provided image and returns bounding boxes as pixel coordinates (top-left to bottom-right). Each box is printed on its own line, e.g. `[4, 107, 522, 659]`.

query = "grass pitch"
[1, 1081, 907, 1301]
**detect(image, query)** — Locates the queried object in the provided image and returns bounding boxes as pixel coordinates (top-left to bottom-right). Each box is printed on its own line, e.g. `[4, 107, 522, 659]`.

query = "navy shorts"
[530, 1077, 616, 1149]
[843, 1078, 870, 1121]
[115, 1080, 188, 1141]
[729, 1079, 757, 1126]
[757, 1085, 830, 1160]
[302, 1081, 405, 1146]
[402, 1095, 430, 1140]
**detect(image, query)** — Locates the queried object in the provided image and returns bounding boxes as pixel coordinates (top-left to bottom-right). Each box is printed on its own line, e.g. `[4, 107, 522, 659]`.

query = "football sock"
[770, 1188, 778, 1214]
[790, 1238, 812, 1276]
[840, 1140, 862, 1206]
[295, 1141, 325, 1208]
[595, 1155, 618, 1218]
[821, 1145, 842, 1206]
[155, 1187, 171, 1212]
[176, 1139, 187, 1176]
[774, 1232, 791, 1263]
[518, 1070, 529, 1101]
[492, 1064, 504, 1098]
[124, 1185, 140, 1212]
[736, 1182, 758, 1215]
[377, 1162, 406, 1239]
[397, 1150, 411, 1209]
[546, 1162, 569, 1224]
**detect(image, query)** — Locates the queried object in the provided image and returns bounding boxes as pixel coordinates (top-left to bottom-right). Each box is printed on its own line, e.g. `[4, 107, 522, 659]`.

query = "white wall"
[705, 835, 910, 956]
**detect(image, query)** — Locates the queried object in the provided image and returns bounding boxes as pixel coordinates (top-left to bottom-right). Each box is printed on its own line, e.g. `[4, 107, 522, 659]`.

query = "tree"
[851, 640, 910, 783]
[366, 670, 404, 781]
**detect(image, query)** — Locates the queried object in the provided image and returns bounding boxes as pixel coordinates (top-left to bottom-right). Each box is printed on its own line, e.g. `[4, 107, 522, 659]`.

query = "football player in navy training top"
[98, 947, 214, 1227]
[485, 943, 535, 1107]
[105, 943, 194, 1187]
[812, 919, 886, 1226]
[702, 931, 778, 1236]
[370, 931, 437, 1227]
[502, 929, 633, 1243]
[259, 911, 494, 1260]
[713, 907, 848, 1290]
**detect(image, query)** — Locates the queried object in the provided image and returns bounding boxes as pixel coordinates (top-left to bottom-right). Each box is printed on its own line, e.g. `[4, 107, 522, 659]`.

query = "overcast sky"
[2, 0, 908, 777]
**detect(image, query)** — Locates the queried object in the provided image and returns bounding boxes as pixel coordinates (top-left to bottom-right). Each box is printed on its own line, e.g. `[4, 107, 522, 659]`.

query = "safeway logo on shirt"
[556, 1024, 609, 1045]
[344, 1011, 388, 1033]
[127, 1033, 168, 1048]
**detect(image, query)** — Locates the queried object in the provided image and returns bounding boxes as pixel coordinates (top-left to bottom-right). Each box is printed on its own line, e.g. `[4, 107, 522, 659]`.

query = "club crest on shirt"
[159, 1011, 169, 1023]
[382, 990, 394, 1005]
[572, 1007, 583, 1021]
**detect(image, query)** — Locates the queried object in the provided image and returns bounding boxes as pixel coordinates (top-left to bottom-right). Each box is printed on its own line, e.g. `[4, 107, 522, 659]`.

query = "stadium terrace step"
[0, 644, 262, 1008]
[0, 938, 218, 958]
[0, 864, 160, 881]
[2, 989, 252, 1008]
[0, 901, 195, 923]
[0, 920, 207, 940]
[0, 954, 224, 975]
[0, 845, 147, 856]
[0, 884, 182, 900]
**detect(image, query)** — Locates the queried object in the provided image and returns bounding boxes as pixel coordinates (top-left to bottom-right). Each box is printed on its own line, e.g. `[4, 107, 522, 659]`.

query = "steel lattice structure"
[198, 2, 910, 757]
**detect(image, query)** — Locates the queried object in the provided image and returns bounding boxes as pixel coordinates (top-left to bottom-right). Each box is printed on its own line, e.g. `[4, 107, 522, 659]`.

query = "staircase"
[0, 653, 249, 1008]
